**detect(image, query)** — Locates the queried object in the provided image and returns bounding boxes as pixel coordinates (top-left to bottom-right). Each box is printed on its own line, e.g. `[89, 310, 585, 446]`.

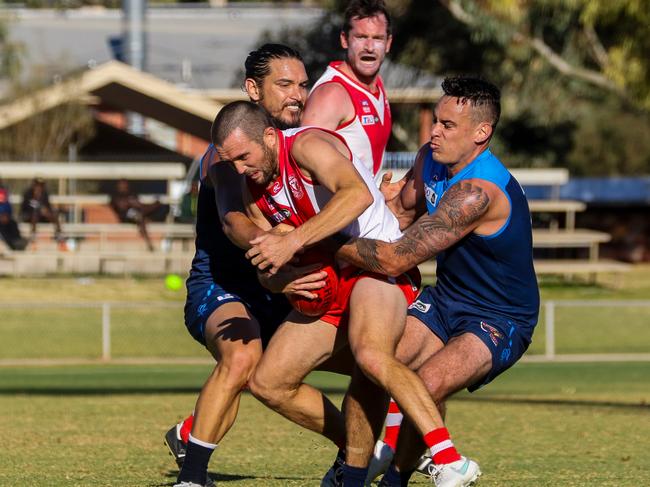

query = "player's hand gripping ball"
[287, 250, 338, 317]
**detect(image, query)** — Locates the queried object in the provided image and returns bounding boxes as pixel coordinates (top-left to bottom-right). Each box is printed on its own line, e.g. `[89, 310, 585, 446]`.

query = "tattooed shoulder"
[394, 181, 491, 262]
[438, 181, 490, 228]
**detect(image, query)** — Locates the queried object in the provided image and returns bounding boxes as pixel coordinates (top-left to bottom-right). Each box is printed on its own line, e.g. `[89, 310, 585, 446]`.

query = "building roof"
[0, 60, 221, 139]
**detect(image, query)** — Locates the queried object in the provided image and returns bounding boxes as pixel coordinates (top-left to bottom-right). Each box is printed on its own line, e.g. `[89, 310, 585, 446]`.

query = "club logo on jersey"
[362, 106, 372, 114]
[288, 174, 304, 200]
[264, 195, 291, 223]
[269, 180, 282, 195]
[424, 184, 438, 208]
[268, 208, 291, 223]
[361, 115, 375, 125]
[480, 321, 505, 347]
[408, 300, 431, 313]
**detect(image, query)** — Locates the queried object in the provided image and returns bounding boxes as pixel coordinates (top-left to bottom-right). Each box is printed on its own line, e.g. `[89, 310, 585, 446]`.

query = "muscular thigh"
[417, 333, 492, 401]
[395, 315, 444, 370]
[204, 301, 263, 362]
[254, 310, 344, 389]
[184, 277, 290, 349]
[347, 277, 408, 354]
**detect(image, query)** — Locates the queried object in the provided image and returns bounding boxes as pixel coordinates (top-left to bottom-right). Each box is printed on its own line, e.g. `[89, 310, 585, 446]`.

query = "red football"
[287, 250, 338, 317]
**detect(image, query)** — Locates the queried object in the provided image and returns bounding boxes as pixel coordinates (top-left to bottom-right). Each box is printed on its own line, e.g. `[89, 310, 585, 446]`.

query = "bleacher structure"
[0, 162, 195, 275]
[0, 60, 631, 279]
[409, 167, 631, 283]
[0, 161, 631, 280]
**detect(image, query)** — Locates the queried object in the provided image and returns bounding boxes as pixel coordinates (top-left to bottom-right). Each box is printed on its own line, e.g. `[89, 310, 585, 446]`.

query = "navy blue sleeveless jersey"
[184, 146, 290, 346]
[187, 144, 263, 292]
[186, 183, 259, 291]
[422, 148, 539, 328]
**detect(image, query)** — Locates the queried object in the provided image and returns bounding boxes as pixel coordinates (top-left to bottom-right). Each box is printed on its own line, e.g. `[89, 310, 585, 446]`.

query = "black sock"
[342, 464, 368, 487]
[176, 436, 216, 485]
[381, 463, 414, 487]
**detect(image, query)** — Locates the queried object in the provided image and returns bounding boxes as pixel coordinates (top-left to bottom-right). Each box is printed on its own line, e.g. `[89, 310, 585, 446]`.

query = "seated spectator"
[110, 178, 162, 252]
[20, 177, 65, 246]
[175, 179, 199, 224]
[0, 180, 28, 251]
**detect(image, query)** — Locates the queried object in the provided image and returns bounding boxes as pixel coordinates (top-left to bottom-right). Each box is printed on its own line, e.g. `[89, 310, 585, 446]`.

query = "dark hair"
[211, 101, 274, 147]
[244, 43, 303, 88]
[441, 76, 501, 127]
[343, 0, 391, 36]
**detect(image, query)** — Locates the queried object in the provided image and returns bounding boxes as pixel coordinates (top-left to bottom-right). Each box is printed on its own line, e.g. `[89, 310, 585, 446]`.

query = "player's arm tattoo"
[350, 181, 490, 276]
[355, 238, 386, 274]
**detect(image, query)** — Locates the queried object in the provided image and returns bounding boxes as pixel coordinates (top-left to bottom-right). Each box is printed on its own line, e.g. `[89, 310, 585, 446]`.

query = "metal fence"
[0, 300, 649, 365]
[534, 300, 650, 362]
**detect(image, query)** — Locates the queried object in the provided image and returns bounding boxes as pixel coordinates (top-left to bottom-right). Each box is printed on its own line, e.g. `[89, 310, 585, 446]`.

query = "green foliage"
[0, 11, 24, 81]
[261, 0, 650, 175]
[0, 37, 95, 161]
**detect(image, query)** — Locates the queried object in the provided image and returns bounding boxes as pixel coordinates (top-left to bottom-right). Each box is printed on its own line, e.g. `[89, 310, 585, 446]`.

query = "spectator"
[110, 178, 162, 251]
[175, 179, 199, 224]
[20, 178, 64, 246]
[0, 180, 28, 251]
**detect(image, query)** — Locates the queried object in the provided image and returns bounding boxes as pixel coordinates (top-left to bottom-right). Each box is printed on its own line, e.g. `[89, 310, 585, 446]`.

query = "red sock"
[179, 414, 194, 444]
[382, 399, 403, 451]
[423, 427, 461, 465]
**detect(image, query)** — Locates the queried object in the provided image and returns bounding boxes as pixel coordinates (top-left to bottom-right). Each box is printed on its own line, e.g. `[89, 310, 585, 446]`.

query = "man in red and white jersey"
[302, 0, 392, 178]
[302, 1, 407, 480]
[212, 101, 471, 487]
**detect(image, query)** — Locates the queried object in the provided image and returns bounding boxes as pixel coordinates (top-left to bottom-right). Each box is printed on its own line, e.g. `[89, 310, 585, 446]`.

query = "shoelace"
[428, 463, 444, 484]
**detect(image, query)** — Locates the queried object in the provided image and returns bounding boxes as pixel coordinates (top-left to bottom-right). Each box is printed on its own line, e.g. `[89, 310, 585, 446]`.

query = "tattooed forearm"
[341, 182, 490, 276]
[394, 181, 490, 266]
[354, 238, 387, 274]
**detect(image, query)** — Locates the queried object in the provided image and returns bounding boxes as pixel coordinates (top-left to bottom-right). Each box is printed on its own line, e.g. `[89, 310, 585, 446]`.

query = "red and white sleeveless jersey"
[248, 127, 401, 243]
[310, 61, 391, 177]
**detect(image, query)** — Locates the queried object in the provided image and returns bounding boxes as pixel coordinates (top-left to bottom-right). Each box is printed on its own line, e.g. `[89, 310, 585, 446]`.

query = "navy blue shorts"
[184, 277, 291, 348]
[407, 285, 535, 392]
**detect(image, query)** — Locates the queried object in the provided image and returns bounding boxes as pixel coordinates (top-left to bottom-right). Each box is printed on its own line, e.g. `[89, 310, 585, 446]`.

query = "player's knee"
[418, 368, 449, 403]
[354, 346, 390, 383]
[224, 348, 261, 386]
[249, 369, 295, 409]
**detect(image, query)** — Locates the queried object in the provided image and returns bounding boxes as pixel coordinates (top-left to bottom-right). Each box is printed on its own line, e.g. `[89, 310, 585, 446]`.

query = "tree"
[436, 0, 649, 110]
[259, 0, 650, 175]
[0, 17, 94, 161]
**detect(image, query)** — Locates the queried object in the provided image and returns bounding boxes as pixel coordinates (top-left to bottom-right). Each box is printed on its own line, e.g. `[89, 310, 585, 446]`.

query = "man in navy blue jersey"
[335, 76, 539, 487]
[167, 44, 322, 487]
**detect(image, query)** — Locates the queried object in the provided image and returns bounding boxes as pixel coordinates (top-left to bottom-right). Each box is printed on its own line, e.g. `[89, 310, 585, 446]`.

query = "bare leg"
[41, 207, 62, 237]
[344, 365, 390, 466]
[135, 217, 154, 251]
[345, 278, 445, 467]
[248, 310, 347, 447]
[27, 210, 38, 240]
[394, 331, 492, 471]
[191, 302, 263, 444]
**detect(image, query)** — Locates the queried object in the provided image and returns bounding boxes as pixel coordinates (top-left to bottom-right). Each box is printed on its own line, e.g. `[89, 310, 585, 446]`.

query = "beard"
[272, 114, 300, 130]
[259, 142, 278, 186]
[270, 103, 303, 130]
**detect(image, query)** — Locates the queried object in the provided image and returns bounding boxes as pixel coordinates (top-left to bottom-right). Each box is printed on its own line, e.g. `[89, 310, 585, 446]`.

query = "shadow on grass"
[0, 387, 349, 395]
[154, 469, 320, 486]
[1, 387, 647, 411]
[454, 394, 649, 410]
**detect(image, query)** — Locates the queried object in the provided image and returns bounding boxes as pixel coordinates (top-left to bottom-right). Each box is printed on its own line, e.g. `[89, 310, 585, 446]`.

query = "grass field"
[0, 362, 648, 486]
[1, 265, 650, 360]
[1, 268, 649, 486]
